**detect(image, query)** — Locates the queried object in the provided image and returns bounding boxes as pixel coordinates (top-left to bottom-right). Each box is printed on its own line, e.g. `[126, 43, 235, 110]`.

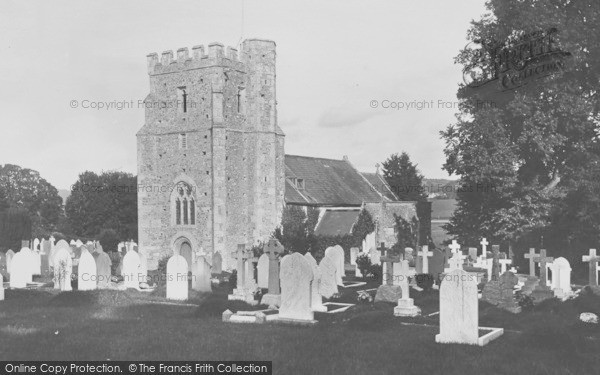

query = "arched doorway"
[179, 241, 193, 272]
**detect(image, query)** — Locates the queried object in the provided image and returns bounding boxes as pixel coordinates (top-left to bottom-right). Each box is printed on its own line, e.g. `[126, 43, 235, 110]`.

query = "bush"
[156, 254, 170, 286]
[98, 229, 119, 252]
[368, 264, 383, 283]
[415, 273, 434, 290]
[356, 253, 371, 279]
[229, 269, 237, 292]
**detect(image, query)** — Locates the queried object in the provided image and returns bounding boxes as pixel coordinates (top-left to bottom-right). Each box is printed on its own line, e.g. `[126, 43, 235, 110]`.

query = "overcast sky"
[0, 0, 488, 190]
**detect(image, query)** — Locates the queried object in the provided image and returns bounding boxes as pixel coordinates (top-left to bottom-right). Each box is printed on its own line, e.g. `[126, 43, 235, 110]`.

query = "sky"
[0, 0, 489, 190]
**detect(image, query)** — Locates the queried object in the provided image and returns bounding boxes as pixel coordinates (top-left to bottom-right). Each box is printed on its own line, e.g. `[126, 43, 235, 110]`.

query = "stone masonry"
[137, 39, 285, 270]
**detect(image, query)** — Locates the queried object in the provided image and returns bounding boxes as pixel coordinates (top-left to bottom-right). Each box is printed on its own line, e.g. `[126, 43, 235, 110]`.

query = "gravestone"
[531, 249, 554, 304]
[257, 253, 269, 289]
[191, 255, 212, 292]
[318, 255, 338, 298]
[53, 243, 73, 291]
[0, 252, 6, 279]
[350, 247, 359, 265]
[212, 251, 223, 274]
[228, 244, 255, 303]
[444, 251, 465, 274]
[404, 247, 415, 266]
[10, 250, 31, 288]
[121, 250, 142, 290]
[499, 258, 512, 274]
[498, 271, 521, 313]
[32, 247, 42, 276]
[468, 247, 478, 262]
[375, 245, 403, 303]
[279, 252, 315, 323]
[6, 250, 14, 275]
[0, 273, 4, 300]
[521, 248, 540, 295]
[325, 245, 345, 286]
[93, 245, 112, 289]
[394, 260, 421, 316]
[245, 257, 258, 292]
[430, 249, 445, 282]
[305, 252, 327, 312]
[582, 249, 600, 288]
[482, 245, 502, 302]
[369, 247, 381, 265]
[19, 247, 36, 282]
[261, 239, 284, 306]
[436, 269, 479, 344]
[552, 257, 572, 299]
[78, 248, 97, 291]
[480, 238, 489, 259]
[41, 239, 51, 276]
[166, 254, 188, 300]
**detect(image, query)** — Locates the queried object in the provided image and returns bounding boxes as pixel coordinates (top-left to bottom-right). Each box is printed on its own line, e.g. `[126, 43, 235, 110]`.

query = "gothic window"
[173, 182, 196, 226]
[177, 87, 187, 113]
[237, 87, 246, 113]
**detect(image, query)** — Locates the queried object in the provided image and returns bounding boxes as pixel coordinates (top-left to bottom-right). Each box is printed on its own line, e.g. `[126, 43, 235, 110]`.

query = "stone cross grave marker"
[531, 249, 554, 303]
[499, 258, 512, 274]
[524, 248, 539, 277]
[394, 259, 421, 316]
[228, 244, 254, 303]
[166, 254, 188, 300]
[279, 252, 315, 323]
[583, 249, 600, 286]
[417, 245, 433, 274]
[261, 239, 284, 306]
[480, 238, 489, 259]
[490, 245, 501, 281]
[380, 243, 402, 286]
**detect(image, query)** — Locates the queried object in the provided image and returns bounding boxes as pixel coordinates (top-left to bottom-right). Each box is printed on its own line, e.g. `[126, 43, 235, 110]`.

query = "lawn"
[1, 277, 600, 375]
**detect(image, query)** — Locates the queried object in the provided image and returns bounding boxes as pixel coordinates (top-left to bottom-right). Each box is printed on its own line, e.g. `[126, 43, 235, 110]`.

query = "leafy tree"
[275, 205, 309, 253]
[382, 153, 427, 202]
[351, 208, 375, 244]
[0, 164, 63, 237]
[0, 207, 32, 251]
[66, 171, 137, 240]
[442, 0, 600, 257]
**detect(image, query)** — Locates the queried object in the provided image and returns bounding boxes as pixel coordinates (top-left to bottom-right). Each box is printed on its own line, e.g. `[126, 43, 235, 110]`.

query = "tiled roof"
[284, 155, 385, 206]
[314, 209, 361, 236]
[361, 172, 399, 201]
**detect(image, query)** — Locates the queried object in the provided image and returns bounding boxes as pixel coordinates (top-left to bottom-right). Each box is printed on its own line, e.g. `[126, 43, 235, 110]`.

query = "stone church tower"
[137, 39, 285, 271]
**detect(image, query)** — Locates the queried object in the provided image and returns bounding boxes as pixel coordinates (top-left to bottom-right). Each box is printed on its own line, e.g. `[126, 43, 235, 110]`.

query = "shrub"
[415, 273, 434, 290]
[229, 269, 237, 292]
[98, 229, 119, 252]
[156, 254, 170, 286]
[368, 264, 383, 283]
[356, 253, 371, 279]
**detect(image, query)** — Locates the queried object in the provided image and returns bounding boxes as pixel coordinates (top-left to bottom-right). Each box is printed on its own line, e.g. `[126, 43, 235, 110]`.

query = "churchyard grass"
[1, 280, 599, 374]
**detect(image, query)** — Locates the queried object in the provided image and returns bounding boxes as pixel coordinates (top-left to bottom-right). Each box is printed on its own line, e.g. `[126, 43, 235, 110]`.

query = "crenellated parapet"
[147, 42, 242, 75]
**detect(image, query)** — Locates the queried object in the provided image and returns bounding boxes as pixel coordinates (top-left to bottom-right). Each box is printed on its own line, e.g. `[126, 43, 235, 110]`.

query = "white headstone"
[53, 242, 73, 291]
[279, 253, 314, 321]
[6, 249, 15, 275]
[257, 253, 269, 289]
[212, 251, 223, 274]
[436, 269, 479, 345]
[166, 254, 188, 300]
[305, 252, 326, 312]
[191, 255, 211, 292]
[350, 247, 359, 265]
[318, 255, 338, 298]
[325, 245, 345, 286]
[369, 247, 381, 265]
[121, 250, 142, 289]
[552, 257, 572, 297]
[0, 273, 4, 300]
[78, 249, 97, 291]
[10, 250, 32, 288]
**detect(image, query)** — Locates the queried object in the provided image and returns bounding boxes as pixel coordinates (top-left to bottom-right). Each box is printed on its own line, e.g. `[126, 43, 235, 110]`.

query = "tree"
[441, 0, 600, 256]
[274, 205, 309, 253]
[382, 153, 427, 202]
[0, 207, 32, 251]
[65, 171, 137, 240]
[351, 208, 375, 244]
[0, 164, 63, 237]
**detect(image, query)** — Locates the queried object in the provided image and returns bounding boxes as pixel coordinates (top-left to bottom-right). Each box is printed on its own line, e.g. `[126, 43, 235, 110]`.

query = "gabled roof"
[361, 172, 399, 201]
[284, 155, 388, 206]
[314, 209, 361, 236]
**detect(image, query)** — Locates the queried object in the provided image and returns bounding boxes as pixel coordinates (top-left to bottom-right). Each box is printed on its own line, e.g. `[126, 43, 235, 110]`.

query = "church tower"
[137, 39, 285, 270]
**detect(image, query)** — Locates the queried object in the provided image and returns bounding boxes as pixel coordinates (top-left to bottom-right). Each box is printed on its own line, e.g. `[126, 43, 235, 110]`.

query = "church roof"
[361, 172, 399, 201]
[314, 209, 361, 236]
[284, 155, 390, 206]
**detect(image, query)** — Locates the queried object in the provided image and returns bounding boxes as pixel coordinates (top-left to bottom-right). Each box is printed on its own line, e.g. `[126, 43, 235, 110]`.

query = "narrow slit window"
[175, 199, 181, 225]
[183, 199, 189, 225]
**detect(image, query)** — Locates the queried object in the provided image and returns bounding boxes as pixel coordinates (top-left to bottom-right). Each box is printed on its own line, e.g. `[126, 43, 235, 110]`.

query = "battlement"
[146, 42, 241, 75]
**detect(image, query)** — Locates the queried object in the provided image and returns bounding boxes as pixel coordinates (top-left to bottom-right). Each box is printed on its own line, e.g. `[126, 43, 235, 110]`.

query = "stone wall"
[138, 40, 284, 270]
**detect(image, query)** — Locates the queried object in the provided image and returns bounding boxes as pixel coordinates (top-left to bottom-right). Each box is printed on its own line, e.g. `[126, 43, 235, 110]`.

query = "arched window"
[183, 199, 189, 225]
[190, 198, 195, 225]
[173, 182, 196, 226]
[175, 199, 181, 225]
